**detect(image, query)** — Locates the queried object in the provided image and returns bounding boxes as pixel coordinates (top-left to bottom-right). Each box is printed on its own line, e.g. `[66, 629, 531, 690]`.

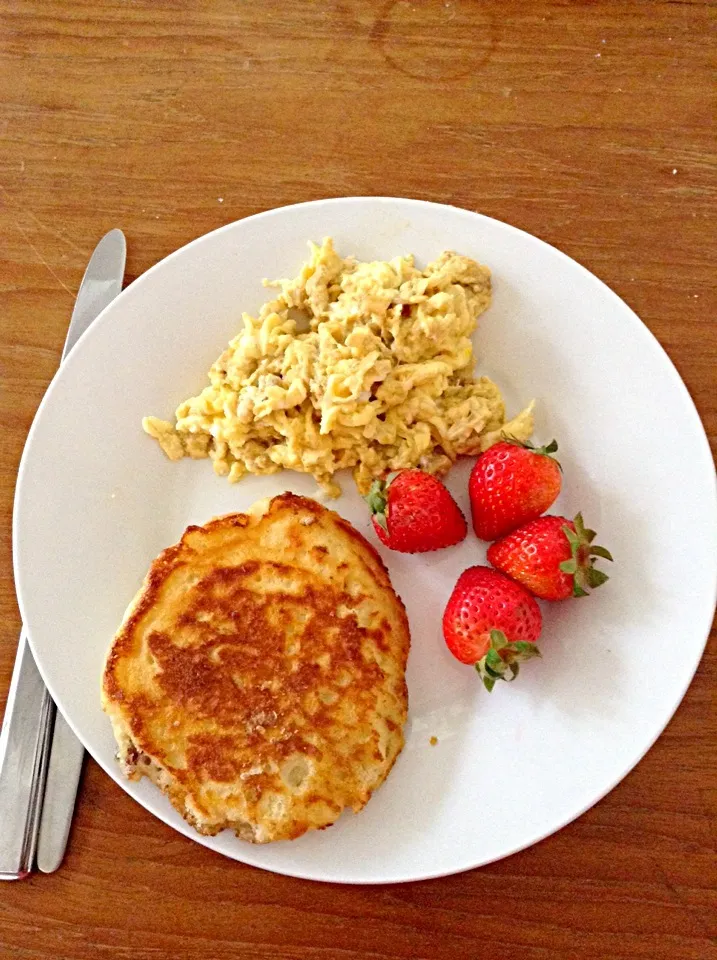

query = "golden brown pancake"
[101, 493, 410, 843]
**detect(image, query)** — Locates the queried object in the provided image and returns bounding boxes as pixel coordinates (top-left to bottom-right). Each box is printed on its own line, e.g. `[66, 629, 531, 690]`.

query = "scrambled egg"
[143, 239, 533, 496]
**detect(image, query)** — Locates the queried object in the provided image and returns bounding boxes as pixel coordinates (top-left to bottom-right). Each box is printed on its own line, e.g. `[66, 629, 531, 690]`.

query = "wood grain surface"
[1, 2, 715, 958]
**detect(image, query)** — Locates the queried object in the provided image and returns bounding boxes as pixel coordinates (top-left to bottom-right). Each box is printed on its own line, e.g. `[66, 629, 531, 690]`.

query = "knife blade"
[0, 229, 126, 880]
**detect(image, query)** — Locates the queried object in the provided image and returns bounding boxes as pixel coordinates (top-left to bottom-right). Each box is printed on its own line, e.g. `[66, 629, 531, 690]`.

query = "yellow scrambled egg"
[143, 239, 533, 496]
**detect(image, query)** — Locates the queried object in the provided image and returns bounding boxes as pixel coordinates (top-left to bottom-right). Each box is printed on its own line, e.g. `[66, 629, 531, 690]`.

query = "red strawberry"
[488, 513, 613, 601]
[442, 565, 542, 691]
[365, 470, 467, 553]
[469, 439, 562, 541]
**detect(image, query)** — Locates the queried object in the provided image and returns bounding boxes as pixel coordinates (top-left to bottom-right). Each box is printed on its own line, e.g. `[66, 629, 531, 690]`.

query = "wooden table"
[1, 2, 715, 958]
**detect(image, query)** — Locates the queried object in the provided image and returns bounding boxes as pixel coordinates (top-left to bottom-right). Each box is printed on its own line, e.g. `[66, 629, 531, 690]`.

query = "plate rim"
[12, 196, 717, 883]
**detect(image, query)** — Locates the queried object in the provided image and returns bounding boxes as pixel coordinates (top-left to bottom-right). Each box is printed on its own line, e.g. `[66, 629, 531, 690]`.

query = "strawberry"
[468, 439, 562, 541]
[442, 565, 542, 691]
[487, 513, 613, 601]
[365, 470, 467, 553]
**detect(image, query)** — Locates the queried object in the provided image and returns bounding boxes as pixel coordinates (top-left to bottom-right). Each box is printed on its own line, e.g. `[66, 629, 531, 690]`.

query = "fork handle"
[0, 630, 54, 879]
[36, 709, 85, 873]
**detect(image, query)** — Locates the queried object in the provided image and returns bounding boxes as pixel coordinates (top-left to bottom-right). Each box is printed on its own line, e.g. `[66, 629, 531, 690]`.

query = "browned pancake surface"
[102, 493, 410, 842]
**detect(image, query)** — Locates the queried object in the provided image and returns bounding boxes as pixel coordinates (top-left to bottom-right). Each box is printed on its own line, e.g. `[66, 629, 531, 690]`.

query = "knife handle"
[36, 709, 85, 873]
[0, 631, 54, 879]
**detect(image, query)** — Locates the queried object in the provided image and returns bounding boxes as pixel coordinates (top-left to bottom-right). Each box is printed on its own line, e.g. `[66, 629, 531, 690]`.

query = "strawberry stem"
[365, 479, 389, 531]
[503, 436, 562, 469]
[474, 630, 541, 692]
[561, 513, 613, 598]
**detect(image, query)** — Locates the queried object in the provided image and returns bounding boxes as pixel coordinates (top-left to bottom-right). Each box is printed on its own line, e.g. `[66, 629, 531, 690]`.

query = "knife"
[0, 229, 126, 879]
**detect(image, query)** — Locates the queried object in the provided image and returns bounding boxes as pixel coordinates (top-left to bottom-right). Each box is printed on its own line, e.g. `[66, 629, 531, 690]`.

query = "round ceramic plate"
[13, 198, 717, 884]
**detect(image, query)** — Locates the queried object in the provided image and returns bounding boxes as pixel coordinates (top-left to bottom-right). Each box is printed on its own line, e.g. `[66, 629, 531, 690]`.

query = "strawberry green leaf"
[475, 652, 508, 689]
[574, 512, 597, 543]
[365, 479, 389, 531]
[489, 629, 508, 649]
[474, 638, 541, 691]
[587, 567, 610, 588]
[504, 437, 562, 468]
[481, 673, 496, 693]
[485, 648, 504, 672]
[560, 513, 613, 598]
[373, 512, 388, 532]
[508, 642, 542, 659]
[365, 479, 386, 514]
[563, 525, 581, 549]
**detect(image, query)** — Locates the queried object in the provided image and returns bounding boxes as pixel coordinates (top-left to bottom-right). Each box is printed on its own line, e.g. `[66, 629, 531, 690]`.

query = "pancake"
[101, 493, 410, 843]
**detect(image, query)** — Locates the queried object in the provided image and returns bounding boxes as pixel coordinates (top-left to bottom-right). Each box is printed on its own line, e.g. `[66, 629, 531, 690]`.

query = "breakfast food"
[143, 239, 534, 497]
[442, 566, 542, 692]
[101, 493, 410, 843]
[487, 513, 612, 600]
[469, 439, 562, 541]
[446, 435, 612, 689]
[366, 469, 467, 553]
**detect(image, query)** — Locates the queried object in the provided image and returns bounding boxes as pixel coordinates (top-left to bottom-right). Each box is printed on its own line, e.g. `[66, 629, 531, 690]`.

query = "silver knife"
[0, 229, 126, 879]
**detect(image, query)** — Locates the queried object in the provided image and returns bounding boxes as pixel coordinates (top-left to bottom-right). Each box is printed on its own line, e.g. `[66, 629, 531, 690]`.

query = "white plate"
[13, 198, 717, 884]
